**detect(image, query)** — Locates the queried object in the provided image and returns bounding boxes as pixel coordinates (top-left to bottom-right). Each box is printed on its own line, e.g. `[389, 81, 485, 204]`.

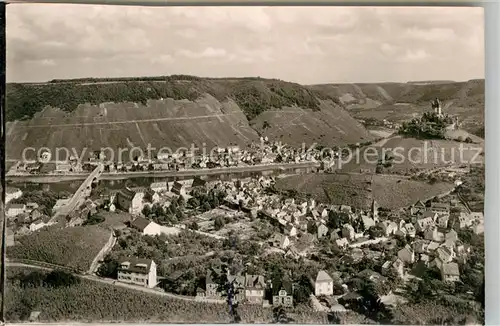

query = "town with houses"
[7, 136, 328, 176]
[4, 134, 485, 323]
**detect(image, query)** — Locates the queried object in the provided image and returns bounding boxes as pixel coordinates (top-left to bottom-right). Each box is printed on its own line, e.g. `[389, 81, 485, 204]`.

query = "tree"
[293, 274, 313, 304]
[368, 225, 384, 239]
[97, 254, 119, 278]
[188, 197, 200, 208]
[203, 202, 212, 212]
[307, 221, 318, 235]
[189, 221, 199, 230]
[151, 203, 164, 217]
[142, 205, 152, 217]
[214, 216, 225, 230]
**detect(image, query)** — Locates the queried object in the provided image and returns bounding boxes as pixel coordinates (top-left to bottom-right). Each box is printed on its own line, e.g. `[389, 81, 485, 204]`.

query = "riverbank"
[6, 162, 320, 183]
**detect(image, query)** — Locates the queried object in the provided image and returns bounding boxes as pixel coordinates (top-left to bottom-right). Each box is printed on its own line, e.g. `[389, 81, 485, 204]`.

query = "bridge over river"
[50, 164, 104, 223]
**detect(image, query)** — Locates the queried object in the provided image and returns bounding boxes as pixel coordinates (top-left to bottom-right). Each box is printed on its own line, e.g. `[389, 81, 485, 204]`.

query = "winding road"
[6, 260, 225, 304]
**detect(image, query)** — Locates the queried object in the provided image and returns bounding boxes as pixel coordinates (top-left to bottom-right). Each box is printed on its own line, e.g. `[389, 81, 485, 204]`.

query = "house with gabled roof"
[117, 257, 157, 288]
[204, 269, 222, 299]
[5, 187, 22, 204]
[227, 274, 246, 303]
[429, 202, 450, 215]
[6, 203, 26, 218]
[342, 224, 355, 241]
[379, 220, 398, 236]
[171, 181, 186, 196]
[191, 176, 207, 190]
[284, 223, 297, 237]
[440, 262, 460, 282]
[314, 270, 334, 296]
[411, 200, 427, 215]
[415, 216, 434, 232]
[117, 187, 144, 215]
[150, 181, 169, 193]
[397, 244, 415, 265]
[244, 274, 266, 304]
[317, 223, 329, 239]
[272, 280, 293, 307]
[269, 233, 290, 250]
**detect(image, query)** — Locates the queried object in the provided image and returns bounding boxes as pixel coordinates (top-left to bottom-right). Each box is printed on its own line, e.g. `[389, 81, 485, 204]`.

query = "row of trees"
[7, 79, 332, 122]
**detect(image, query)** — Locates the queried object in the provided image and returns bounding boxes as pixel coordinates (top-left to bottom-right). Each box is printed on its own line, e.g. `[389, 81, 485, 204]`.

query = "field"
[371, 174, 455, 209]
[391, 299, 483, 325]
[7, 225, 111, 271]
[340, 136, 484, 173]
[275, 173, 455, 210]
[4, 266, 343, 323]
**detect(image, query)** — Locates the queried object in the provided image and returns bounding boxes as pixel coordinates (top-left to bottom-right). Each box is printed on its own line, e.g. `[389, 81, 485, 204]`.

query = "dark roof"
[431, 202, 450, 210]
[192, 177, 207, 188]
[227, 275, 245, 288]
[118, 257, 154, 274]
[130, 217, 151, 231]
[172, 181, 183, 191]
[245, 275, 265, 289]
[119, 188, 136, 200]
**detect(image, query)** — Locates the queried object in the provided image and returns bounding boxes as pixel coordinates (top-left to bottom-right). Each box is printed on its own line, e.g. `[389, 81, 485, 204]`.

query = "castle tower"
[431, 98, 443, 117]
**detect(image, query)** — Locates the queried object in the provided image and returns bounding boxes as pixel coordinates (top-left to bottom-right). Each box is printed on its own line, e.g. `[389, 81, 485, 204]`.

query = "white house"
[131, 217, 180, 237]
[379, 221, 398, 236]
[397, 245, 415, 265]
[117, 258, 157, 288]
[5, 187, 22, 204]
[150, 181, 169, 193]
[341, 224, 355, 241]
[314, 270, 334, 296]
[117, 188, 145, 215]
[6, 204, 26, 218]
[472, 219, 484, 235]
[405, 223, 416, 237]
[415, 216, 435, 232]
[440, 262, 460, 283]
[284, 224, 297, 237]
[336, 238, 349, 249]
[424, 226, 444, 242]
[317, 223, 329, 239]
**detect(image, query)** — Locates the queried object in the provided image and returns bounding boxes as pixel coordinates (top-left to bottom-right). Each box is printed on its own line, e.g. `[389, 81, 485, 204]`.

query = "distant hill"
[308, 79, 485, 136]
[5, 76, 374, 160]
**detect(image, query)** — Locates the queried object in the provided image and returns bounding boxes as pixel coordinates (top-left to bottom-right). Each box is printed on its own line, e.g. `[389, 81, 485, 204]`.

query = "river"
[7, 166, 313, 193]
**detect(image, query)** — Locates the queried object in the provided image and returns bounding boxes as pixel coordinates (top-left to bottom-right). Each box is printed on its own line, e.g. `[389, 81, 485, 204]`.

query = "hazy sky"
[7, 5, 484, 84]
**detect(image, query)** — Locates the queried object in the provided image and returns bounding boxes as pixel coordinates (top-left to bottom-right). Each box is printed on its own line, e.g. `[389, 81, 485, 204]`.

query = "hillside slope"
[274, 173, 455, 210]
[309, 79, 484, 135]
[6, 77, 374, 160]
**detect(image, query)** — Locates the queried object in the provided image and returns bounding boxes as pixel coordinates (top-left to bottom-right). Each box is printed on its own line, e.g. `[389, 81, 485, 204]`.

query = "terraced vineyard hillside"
[274, 173, 455, 210]
[6, 77, 374, 160]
